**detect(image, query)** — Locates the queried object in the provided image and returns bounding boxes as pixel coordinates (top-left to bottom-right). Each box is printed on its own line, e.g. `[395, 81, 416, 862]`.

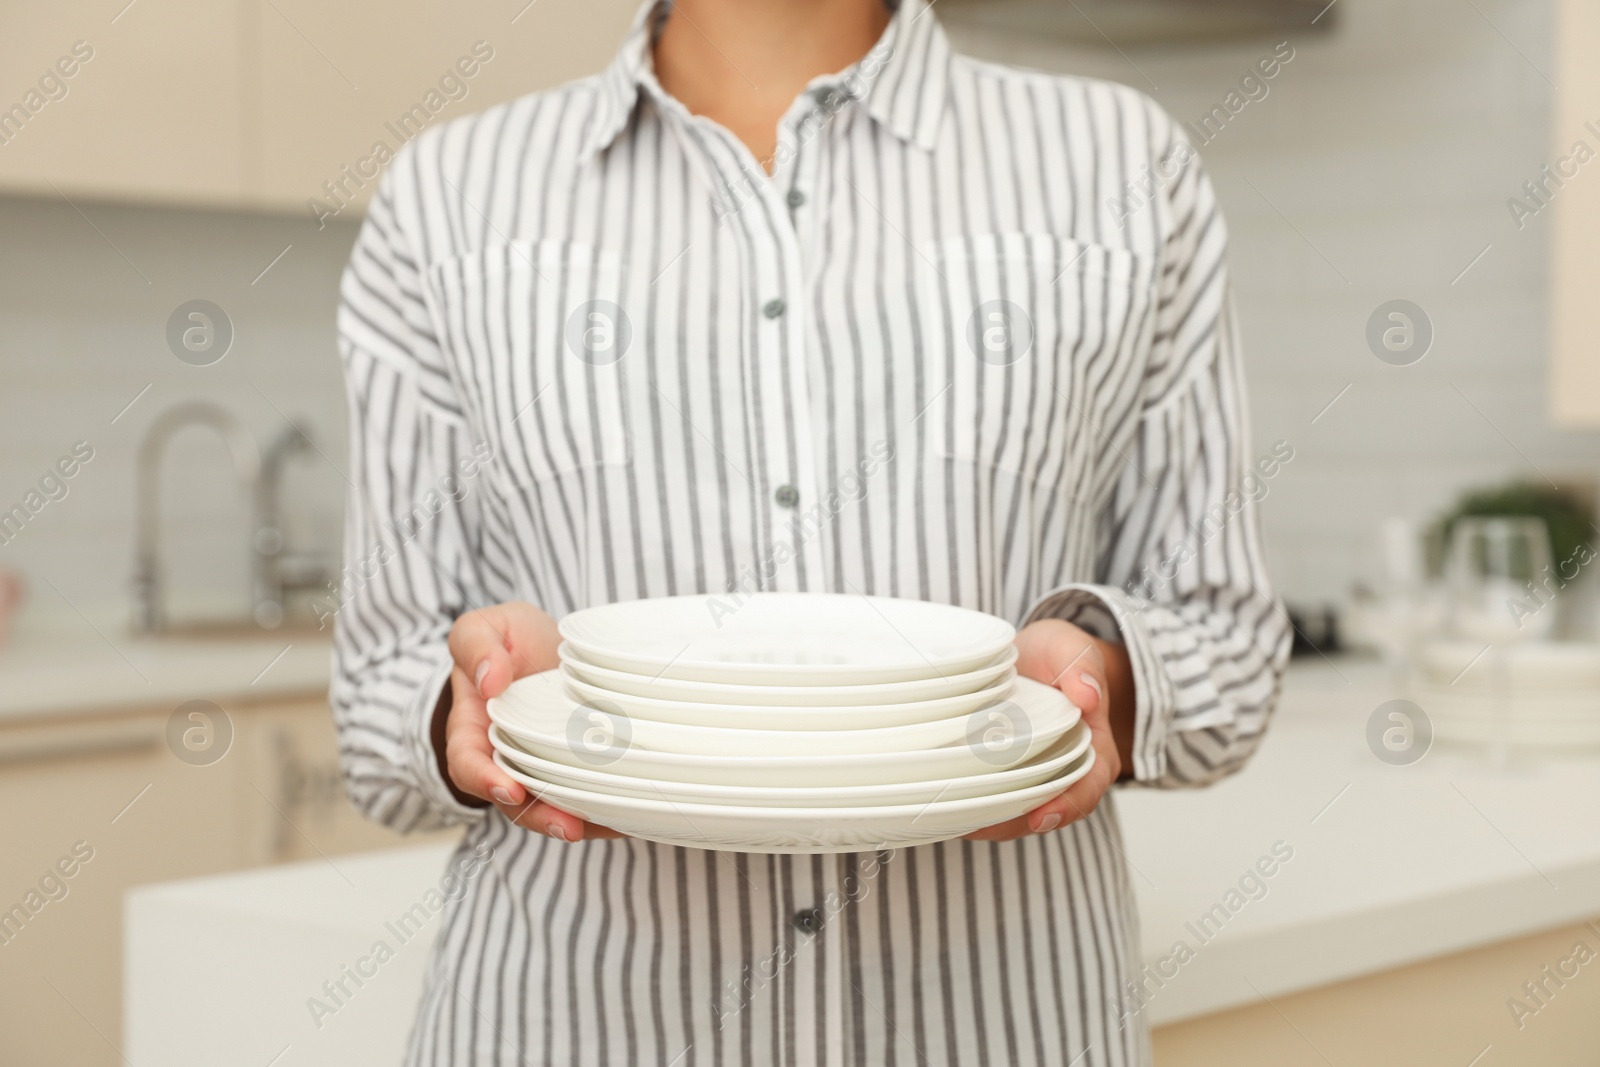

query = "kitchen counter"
[1116, 658, 1600, 1024]
[124, 659, 1600, 1064]
[0, 626, 333, 721]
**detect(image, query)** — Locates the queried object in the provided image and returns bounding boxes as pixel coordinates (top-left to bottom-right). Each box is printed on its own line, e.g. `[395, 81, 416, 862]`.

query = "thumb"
[472, 640, 517, 701]
[449, 604, 560, 699]
[1057, 667, 1104, 718]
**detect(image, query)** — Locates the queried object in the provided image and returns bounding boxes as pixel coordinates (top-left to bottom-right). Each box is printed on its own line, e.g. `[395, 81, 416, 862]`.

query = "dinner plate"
[487, 673, 1079, 787]
[559, 644, 1019, 707]
[558, 593, 1016, 685]
[1418, 640, 1600, 690]
[562, 673, 1018, 730]
[1408, 680, 1600, 747]
[490, 746, 1095, 853]
[495, 669, 1007, 756]
[491, 720, 1094, 807]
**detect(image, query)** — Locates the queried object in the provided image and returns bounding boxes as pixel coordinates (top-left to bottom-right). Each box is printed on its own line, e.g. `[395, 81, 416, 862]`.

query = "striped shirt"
[331, 1, 1291, 1064]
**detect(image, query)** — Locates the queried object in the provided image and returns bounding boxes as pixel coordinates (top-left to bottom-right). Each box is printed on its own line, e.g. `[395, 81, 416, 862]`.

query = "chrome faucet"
[132, 404, 331, 632]
[253, 422, 333, 629]
[132, 402, 261, 632]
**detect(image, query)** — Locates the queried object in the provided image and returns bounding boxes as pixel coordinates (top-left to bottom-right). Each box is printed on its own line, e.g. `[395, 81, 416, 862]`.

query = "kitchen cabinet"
[0, 0, 247, 208]
[0, 694, 454, 1067]
[0, 0, 637, 214]
[251, 0, 638, 218]
[1155, 920, 1600, 1066]
[1550, 0, 1600, 425]
[233, 695, 445, 865]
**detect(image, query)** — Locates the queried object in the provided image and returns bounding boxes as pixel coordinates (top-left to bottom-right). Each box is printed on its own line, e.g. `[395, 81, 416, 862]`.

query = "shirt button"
[792, 907, 824, 935]
[774, 484, 799, 509]
[786, 189, 806, 209]
[763, 298, 787, 320]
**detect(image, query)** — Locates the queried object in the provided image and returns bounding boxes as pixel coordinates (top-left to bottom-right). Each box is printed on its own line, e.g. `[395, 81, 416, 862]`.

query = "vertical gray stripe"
[335, 5, 1290, 1064]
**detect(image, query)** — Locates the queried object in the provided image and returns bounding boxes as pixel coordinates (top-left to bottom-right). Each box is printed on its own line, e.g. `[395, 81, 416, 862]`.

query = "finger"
[442, 644, 622, 841]
[1014, 623, 1078, 686]
[966, 785, 1073, 840]
[444, 665, 529, 807]
[1015, 619, 1096, 684]
[1042, 643, 1106, 719]
[964, 783, 1072, 840]
[496, 796, 624, 842]
[1015, 623, 1106, 713]
[448, 605, 561, 698]
[963, 815, 1031, 842]
[1056, 667, 1104, 720]
[963, 782, 1097, 841]
[446, 729, 523, 808]
[965, 754, 1114, 841]
[1024, 776, 1103, 833]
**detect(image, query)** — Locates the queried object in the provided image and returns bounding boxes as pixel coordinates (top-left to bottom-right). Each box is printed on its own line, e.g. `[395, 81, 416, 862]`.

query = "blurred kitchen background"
[4, 0, 1600, 1064]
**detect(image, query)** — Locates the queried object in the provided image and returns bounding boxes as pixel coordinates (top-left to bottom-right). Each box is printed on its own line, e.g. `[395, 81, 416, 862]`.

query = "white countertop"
[126, 845, 452, 1067]
[1117, 659, 1600, 1023]
[124, 659, 1600, 1063]
[0, 626, 333, 721]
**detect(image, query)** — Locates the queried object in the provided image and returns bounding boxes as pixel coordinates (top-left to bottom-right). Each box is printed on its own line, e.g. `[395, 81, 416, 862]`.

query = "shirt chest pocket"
[429, 240, 634, 488]
[928, 233, 1155, 484]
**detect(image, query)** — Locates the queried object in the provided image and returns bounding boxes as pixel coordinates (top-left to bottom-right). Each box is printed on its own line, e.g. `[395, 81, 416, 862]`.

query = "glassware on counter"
[1444, 516, 1555, 766]
[1445, 516, 1555, 644]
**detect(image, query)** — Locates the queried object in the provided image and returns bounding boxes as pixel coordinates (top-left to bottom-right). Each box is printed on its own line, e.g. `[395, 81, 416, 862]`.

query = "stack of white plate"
[487, 593, 1093, 853]
[1411, 640, 1600, 747]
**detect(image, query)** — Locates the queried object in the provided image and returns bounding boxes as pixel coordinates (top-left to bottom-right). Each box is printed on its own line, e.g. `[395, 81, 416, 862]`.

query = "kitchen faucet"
[132, 402, 329, 633]
[253, 421, 333, 628]
[133, 402, 260, 632]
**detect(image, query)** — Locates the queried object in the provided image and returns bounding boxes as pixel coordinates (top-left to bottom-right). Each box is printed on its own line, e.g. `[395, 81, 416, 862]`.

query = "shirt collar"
[582, 0, 951, 158]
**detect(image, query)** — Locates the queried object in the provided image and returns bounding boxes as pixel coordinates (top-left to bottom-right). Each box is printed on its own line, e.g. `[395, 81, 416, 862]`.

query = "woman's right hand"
[442, 602, 623, 841]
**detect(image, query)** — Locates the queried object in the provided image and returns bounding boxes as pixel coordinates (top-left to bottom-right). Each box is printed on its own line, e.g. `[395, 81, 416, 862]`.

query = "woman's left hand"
[964, 618, 1134, 841]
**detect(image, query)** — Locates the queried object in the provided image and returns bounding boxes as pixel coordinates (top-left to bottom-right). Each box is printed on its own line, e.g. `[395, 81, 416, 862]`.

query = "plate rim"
[558, 643, 1020, 702]
[489, 719, 1095, 803]
[556, 592, 1017, 680]
[488, 671, 1079, 770]
[492, 743, 1096, 821]
[560, 672, 1020, 724]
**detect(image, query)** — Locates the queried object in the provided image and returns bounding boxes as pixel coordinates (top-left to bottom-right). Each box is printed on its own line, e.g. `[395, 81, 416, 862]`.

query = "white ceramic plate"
[1408, 680, 1600, 747]
[1418, 640, 1600, 690]
[1430, 712, 1600, 747]
[563, 673, 1018, 730]
[495, 670, 1012, 756]
[559, 644, 1019, 707]
[491, 720, 1094, 807]
[490, 745, 1095, 853]
[558, 593, 1016, 686]
[487, 673, 1078, 787]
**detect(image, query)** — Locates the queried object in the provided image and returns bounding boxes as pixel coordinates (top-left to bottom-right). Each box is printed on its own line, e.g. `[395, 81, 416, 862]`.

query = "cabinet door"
[0, 709, 236, 1067]
[250, 0, 638, 215]
[1551, 0, 1600, 425]
[0, 0, 247, 207]
[0, 695, 455, 1067]
[233, 696, 457, 865]
[0, 0, 632, 210]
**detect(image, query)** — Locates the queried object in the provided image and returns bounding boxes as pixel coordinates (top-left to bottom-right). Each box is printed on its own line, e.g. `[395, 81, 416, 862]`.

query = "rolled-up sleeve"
[1026, 119, 1292, 788]
[330, 158, 490, 832]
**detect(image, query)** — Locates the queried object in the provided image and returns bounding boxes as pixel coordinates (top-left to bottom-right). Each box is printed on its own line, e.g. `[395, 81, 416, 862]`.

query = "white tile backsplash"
[0, 196, 357, 631]
[952, 0, 1600, 605]
[0, 0, 1593, 635]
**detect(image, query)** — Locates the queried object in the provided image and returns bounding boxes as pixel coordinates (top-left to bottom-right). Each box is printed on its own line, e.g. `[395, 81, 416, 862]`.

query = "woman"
[333, 0, 1290, 1063]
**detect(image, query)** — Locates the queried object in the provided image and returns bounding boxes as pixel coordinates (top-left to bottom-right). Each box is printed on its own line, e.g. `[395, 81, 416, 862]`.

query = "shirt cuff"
[405, 648, 489, 826]
[1021, 583, 1178, 784]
